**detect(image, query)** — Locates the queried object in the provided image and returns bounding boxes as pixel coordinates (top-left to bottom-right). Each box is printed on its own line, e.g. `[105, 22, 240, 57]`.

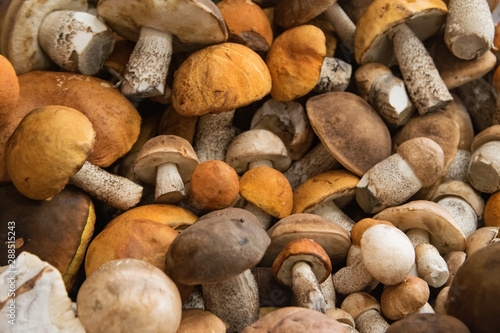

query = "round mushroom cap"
[6, 105, 95, 200]
[266, 24, 326, 101]
[0, 54, 19, 115]
[484, 191, 500, 227]
[380, 276, 430, 321]
[447, 242, 500, 333]
[263, 213, 351, 267]
[77, 259, 182, 333]
[239, 166, 293, 219]
[350, 218, 395, 246]
[197, 207, 260, 226]
[177, 309, 226, 333]
[386, 313, 470, 333]
[470, 124, 500, 153]
[172, 42, 271, 116]
[355, 0, 448, 65]
[225, 129, 292, 173]
[292, 170, 360, 214]
[134, 135, 199, 185]
[374, 200, 467, 255]
[165, 215, 270, 285]
[306, 92, 392, 176]
[242, 306, 349, 333]
[340, 292, 381, 320]
[272, 238, 332, 286]
[274, 0, 335, 28]
[96, 0, 227, 44]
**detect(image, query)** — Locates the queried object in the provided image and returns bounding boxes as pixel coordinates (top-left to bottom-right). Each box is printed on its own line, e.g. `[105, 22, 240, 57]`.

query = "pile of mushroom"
[3, 0, 500, 332]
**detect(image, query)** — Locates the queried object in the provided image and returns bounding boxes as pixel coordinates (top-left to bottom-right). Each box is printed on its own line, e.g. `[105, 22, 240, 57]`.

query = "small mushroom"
[465, 226, 500, 257]
[443, 251, 467, 287]
[467, 125, 500, 193]
[385, 313, 470, 333]
[177, 309, 227, 333]
[341, 292, 389, 333]
[484, 190, 500, 227]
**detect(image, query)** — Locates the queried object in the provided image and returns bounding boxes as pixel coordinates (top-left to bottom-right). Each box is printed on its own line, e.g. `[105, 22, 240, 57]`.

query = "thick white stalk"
[155, 162, 185, 203]
[292, 261, 326, 313]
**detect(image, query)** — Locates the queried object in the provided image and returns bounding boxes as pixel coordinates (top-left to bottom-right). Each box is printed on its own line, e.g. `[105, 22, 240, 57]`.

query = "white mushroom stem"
[121, 26, 173, 98]
[38, 10, 115, 75]
[291, 261, 326, 313]
[319, 274, 336, 309]
[70, 161, 143, 211]
[444, 149, 471, 182]
[248, 159, 274, 169]
[415, 302, 435, 315]
[437, 197, 478, 237]
[155, 162, 185, 203]
[389, 23, 453, 115]
[308, 200, 355, 235]
[323, 2, 356, 50]
[468, 141, 500, 193]
[202, 269, 259, 333]
[194, 111, 237, 163]
[355, 309, 390, 333]
[314, 57, 352, 94]
[243, 201, 273, 230]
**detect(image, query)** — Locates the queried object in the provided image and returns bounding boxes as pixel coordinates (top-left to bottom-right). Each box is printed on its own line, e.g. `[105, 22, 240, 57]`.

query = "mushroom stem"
[70, 161, 143, 211]
[319, 274, 336, 309]
[242, 201, 273, 230]
[332, 247, 377, 295]
[355, 309, 390, 333]
[248, 159, 274, 169]
[291, 261, 326, 313]
[38, 10, 115, 75]
[444, 149, 471, 182]
[309, 200, 355, 234]
[121, 26, 173, 98]
[437, 197, 478, 237]
[415, 302, 435, 315]
[314, 57, 352, 94]
[155, 162, 185, 203]
[202, 269, 259, 333]
[323, 2, 356, 50]
[194, 111, 237, 163]
[389, 23, 453, 115]
[468, 141, 500, 193]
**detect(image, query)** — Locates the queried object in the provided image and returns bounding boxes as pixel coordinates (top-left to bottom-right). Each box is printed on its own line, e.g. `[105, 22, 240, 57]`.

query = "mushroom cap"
[77, 259, 182, 333]
[189, 160, 239, 211]
[350, 218, 395, 246]
[239, 166, 293, 219]
[134, 135, 199, 185]
[340, 292, 381, 320]
[292, 170, 360, 214]
[470, 125, 500, 153]
[274, 0, 336, 28]
[225, 129, 292, 173]
[306, 92, 392, 176]
[242, 306, 349, 332]
[263, 213, 351, 267]
[266, 25, 326, 101]
[374, 200, 467, 255]
[96, 0, 227, 44]
[6, 105, 95, 200]
[0, 0, 88, 74]
[272, 238, 332, 286]
[465, 227, 499, 258]
[386, 313, 470, 333]
[484, 191, 500, 227]
[380, 276, 430, 321]
[0, 54, 19, 116]
[441, 94, 474, 151]
[447, 242, 500, 333]
[165, 215, 270, 285]
[197, 207, 261, 226]
[171, 42, 271, 116]
[355, 0, 448, 65]
[177, 309, 226, 333]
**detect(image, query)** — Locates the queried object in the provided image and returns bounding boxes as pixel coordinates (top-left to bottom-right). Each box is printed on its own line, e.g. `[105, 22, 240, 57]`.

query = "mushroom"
[133, 135, 199, 204]
[325, 308, 356, 332]
[0, 252, 85, 332]
[355, 0, 452, 115]
[484, 190, 500, 227]
[341, 292, 389, 333]
[96, 0, 228, 97]
[6, 105, 143, 210]
[1, 0, 115, 75]
[443, 250, 467, 287]
[356, 137, 445, 214]
[292, 170, 360, 234]
[177, 309, 227, 333]
[465, 226, 500, 257]
[467, 125, 500, 193]
[77, 259, 182, 333]
[0, 57, 19, 166]
[165, 215, 270, 332]
[272, 238, 332, 312]
[385, 313, 470, 333]
[171, 42, 271, 162]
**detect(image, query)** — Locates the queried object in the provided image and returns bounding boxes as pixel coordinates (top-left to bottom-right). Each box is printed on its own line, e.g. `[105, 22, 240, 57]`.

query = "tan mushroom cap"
[470, 125, 500, 153]
[355, 0, 448, 65]
[6, 105, 94, 200]
[385, 313, 471, 333]
[266, 25, 326, 101]
[274, 0, 336, 28]
[97, 0, 227, 44]
[262, 213, 351, 267]
[374, 200, 467, 255]
[306, 92, 392, 176]
[341, 292, 381, 320]
[350, 218, 395, 246]
[431, 180, 485, 219]
[172, 42, 271, 116]
[197, 207, 261, 227]
[239, 166, 293, 219]
[177, 309, 226, 333]
[134, 135, 199, 185]
[441, 94, 474, 151]
[380, 276, 430, 321]
[272, 238, 332, 286]
[292, 170, 360, 214]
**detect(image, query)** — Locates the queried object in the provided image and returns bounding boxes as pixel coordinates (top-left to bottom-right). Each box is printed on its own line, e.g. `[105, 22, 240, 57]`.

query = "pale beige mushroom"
[465, 226, 500, 257]
[468, 125, 500, 193]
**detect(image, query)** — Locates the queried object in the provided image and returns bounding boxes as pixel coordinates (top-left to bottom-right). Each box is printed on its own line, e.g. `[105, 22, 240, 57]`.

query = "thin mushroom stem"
[248, 159, 273, 169]
[314, 57, 352, 94]
[194, 111, 237, 163]
[319, 274, 336, 309]
[121, 26, 173, 98]
[70, 161, 143, 211]
[155, 162, 185, 203]
[292, 261, 326, 313]
[323, 2, 356, 50]
[355, 309, 389, 333]
[309, 200, 355, 235]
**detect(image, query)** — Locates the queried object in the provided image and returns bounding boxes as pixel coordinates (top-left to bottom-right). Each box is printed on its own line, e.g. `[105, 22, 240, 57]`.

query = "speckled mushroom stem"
[389, 23, 453, 115]
[121, 26, 173, 98]
[444, 149, 471, 182]
[202, 269, 259, 333]
[319, 274, 336, 309]
[436, 197, 478, 237]
[323, 2, 356, 50]
[355, 309, 390, 333]
[194, 111, 237, 163]
[332, 246, 377, 295]
[309, 200, 356, 235]
[314, 57, 352, 94]
[155, 162, 185, 203]
[291, 261, 326, 313]
[38, 10, 115, 75]
[70, 161, 143, 211]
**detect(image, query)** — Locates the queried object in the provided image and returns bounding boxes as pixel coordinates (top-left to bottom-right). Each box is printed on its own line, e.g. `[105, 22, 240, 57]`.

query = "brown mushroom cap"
[470, 125, 500, 153]
[134, 135, 199, 185]
[177, 309, 226, 333]
[274, 0, 336, 28]
[386, 313, 471, 333]
[380, 276, 430, 321]
[355, 0, 448, 65]
[171, 42, 271, 116]
[6, 105, 95, 200]
[197, 207, 261, 226]
[306, 92, 392, 176]
[165, 215, 270, 285]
